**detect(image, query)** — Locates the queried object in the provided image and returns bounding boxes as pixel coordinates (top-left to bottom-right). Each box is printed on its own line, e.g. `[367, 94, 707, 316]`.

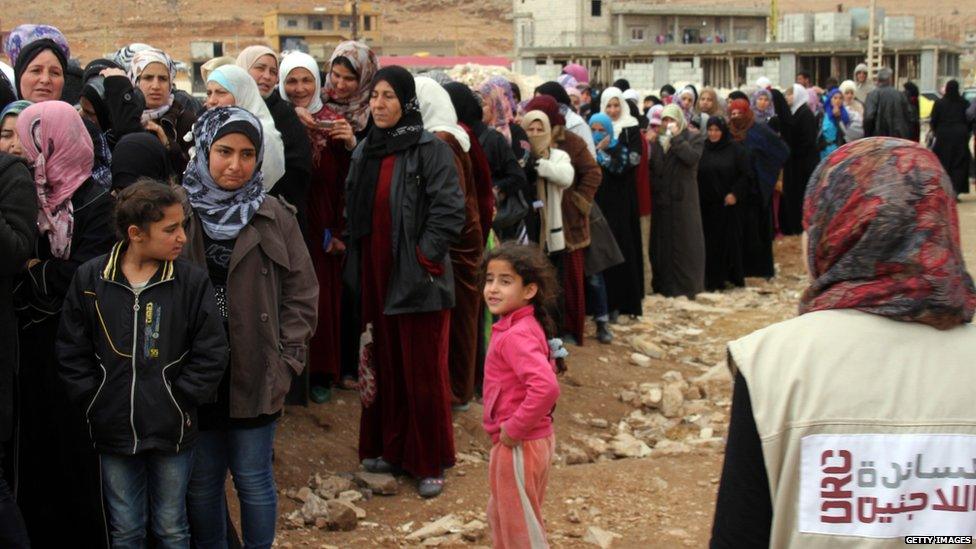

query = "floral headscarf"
[750, 88, 775, 123]
[182, 106, 267, 241]
[128, 48, 176, 124]
[322, 41, 378, 133]
[801, 137, 976, 329]
[16, 101, 93, 259]
[112, 43, 152, 71]
[5, 24, 70, 68]
[479, 76, 517, 144]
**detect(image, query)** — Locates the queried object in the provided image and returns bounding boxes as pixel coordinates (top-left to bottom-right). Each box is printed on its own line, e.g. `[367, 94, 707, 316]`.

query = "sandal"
[418, 476, 445, 498]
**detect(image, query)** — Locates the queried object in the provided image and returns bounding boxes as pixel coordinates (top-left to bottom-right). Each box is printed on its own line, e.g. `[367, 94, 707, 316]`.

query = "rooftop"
[517, 38, 962, 56]
[609, 5, 769, 17]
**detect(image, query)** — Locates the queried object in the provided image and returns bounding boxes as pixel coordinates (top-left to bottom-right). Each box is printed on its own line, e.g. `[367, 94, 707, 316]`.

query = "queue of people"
[0, 20, 974, 548]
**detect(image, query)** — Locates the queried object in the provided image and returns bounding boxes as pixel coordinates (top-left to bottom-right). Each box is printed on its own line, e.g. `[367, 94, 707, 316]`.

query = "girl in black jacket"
[57, 182, 226, 548]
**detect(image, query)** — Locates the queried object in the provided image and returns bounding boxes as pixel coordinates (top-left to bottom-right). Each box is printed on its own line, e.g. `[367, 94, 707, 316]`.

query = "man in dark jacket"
[864, 68, 912, 138]
[0, 153, 36, 548]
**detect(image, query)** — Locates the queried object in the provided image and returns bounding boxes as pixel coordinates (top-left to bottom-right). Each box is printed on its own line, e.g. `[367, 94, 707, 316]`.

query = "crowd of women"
[0, 20, 975, 548]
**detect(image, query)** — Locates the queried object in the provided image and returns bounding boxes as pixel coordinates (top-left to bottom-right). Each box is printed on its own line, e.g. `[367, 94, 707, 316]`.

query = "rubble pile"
[283, 471, 397, 532]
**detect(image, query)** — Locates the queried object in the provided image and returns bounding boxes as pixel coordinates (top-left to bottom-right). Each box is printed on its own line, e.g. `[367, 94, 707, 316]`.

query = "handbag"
[491, 189, 530, 233]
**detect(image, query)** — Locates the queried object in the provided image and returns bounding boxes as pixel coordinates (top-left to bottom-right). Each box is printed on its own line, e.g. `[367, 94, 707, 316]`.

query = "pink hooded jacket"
[482, 305, 560, 444]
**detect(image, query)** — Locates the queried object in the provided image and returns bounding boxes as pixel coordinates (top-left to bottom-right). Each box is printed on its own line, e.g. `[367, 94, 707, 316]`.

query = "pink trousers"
[487, 434, 556, 549]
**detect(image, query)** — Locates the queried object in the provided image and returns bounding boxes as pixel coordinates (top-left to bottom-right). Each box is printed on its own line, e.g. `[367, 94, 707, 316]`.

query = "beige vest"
[730, 309, 976, 548]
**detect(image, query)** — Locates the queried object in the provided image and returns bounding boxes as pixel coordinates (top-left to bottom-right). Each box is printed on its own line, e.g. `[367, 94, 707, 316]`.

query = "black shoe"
[596, 321, 613, 344]
[608, 310, 620, 324]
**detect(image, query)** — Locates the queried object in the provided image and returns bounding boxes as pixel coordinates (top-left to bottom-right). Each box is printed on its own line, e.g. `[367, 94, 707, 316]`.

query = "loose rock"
[608, 432, 652, 459]
[584, 526, 621, 548]
[661, 383, 685, 418]
[629, 353, 651, 367]
[354, 472, 398, 495]
[405, 514, 463, 542]
[628, 335, 665, 359]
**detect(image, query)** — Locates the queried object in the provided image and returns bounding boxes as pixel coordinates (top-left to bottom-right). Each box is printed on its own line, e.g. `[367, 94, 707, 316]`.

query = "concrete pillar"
[653, 54, 670, 90]
[919, 49, 937, 91]
[779, 52, 797, 88]
[515, 57, 537, 76]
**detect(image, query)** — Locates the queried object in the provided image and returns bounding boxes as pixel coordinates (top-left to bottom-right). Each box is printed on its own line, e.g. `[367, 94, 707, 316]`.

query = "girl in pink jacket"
[481, 243, 561, 548]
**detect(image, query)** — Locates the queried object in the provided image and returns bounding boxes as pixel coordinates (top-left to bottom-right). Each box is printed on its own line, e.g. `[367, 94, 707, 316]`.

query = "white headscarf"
[599, 86, 638, 139]
[414, 76, 470, 152]
[277, 51, 324, 114]
[0, 62, 15, 96]
[207, 65, 286, 189]
[756, 76, 771, 89]
[790, 83, 809, 115]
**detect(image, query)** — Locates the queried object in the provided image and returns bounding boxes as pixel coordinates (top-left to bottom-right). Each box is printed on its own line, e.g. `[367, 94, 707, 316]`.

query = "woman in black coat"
[780, 84, 820, 235]
[698, 118, 750, 290]
[931, 80, 973, 197]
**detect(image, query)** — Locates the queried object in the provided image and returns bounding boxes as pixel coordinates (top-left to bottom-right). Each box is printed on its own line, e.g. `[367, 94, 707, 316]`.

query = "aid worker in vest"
[710, 137, 976, 547]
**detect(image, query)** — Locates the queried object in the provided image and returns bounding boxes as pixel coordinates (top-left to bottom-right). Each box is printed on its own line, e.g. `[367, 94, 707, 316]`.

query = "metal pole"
[351, 0, 359, 41]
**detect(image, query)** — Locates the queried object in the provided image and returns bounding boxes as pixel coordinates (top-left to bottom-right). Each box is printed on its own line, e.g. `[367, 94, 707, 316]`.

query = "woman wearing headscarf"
[521, 110, 574, 255]
[0, 66, 15, 113]
[346, 66, 464, 498]
[479, 76, 531, 168]
[727, 99, 791, 279]
[535, 81, 596, 159]
[698, 117, 750, 291]
[239, 46, 313, 232]
[594, 87, 645, 318]
[750, 88, 775, 124]
[13, 101, 114, 548]
[110, 132, 173, 190]
[903, 81, 921, 142]
[931, 80, 973, 197]
[443, 82, 496, 243]
[526, 94, 601, 345]
[819, 88, 849, 160]
[0, 100, 31, 157]
[838, 80, 865, 141]
[5, 24, 69, 103]
[697, 87, 725, 128]
[780, 84, 819, 235]
[711, 138, 976, 547]
[414, 76, 484, 409]
[677, 85, 699, 128]
[181, 107, 317, 548]
[648, 104, 705, 299]
[206, 65, 287, 194]
[79, 59, 121, 135]
[101, 47, 197, 175]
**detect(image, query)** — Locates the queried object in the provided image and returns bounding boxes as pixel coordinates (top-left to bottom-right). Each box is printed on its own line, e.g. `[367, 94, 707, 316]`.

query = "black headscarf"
[443, 82, 486, 134]
[348, 65, 425, 242]
[111, 133, 173, 190]
[904, 81, 921, 99]
[62, 58, 84, 105]
[83, 58, 122, 84]
[81, 76, 112, 132]
[704, 116, 732, 151]
[534, 81, 572, 107]
[727, 90, 749, 102]
[660, 84, 676, 97]
[13, 39, 68, 100]
[769, 88, 792, 136]
[612, 79, 631, 92]
[941, 80, 959, 100]
[0, 72, 14, 113]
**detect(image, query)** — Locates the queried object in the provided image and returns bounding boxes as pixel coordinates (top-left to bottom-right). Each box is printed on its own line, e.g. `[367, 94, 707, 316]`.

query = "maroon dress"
[305, 112, 348, 382]
[358, 155, 456, 479]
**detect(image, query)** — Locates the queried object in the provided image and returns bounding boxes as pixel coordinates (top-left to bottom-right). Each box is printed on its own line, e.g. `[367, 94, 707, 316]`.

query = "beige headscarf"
[200, 56, 235, 83]
[236, 45, 277, 72]
[520, 110, 552, 158]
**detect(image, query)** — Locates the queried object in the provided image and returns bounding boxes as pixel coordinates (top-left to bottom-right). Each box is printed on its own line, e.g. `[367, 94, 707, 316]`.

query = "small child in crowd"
[56, 181, 227, 547]
[481, 242, 561, 548]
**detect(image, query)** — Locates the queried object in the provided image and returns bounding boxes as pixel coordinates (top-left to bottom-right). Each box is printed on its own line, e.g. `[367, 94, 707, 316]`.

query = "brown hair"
[481, 242, 564, 371]
[113, 179, 183, 241]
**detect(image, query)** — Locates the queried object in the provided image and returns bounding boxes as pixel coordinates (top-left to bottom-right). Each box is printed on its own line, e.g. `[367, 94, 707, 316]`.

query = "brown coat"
[183, 197, 319, 418]
[555, 130, 602, 251]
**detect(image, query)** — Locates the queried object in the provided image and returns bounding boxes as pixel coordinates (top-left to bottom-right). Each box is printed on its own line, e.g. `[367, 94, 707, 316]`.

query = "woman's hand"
[294, 106, 317, 130]
[499, 426, 520, 448]
[99, 68, 127, 79]
[328, 118, 356, 150]
[724, 193, 737, 206]
[325, 237, 346, 255]
[25, 259, 40, 269]
[144, 121, 169, 148]
[596, 134, 611, 151]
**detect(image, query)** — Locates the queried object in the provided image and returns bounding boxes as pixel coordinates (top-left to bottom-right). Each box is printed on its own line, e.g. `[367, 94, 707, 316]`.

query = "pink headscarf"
[16, 101, 94, 259]
[562, 63, 589, 85]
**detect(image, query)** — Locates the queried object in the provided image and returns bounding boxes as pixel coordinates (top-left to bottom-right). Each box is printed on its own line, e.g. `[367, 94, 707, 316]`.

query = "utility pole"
[351, 0, 359, 41]
[867, 0, 876, 78]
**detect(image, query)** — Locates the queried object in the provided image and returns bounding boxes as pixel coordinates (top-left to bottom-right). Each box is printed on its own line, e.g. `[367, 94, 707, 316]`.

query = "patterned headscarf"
[112, 43, 152, 71]
[322, 41, 378, 133]
[1, 99, 33, 120]
[479, 76, 517, 144]
[5, 25, 70, 68]
[750, 88, 775, 123]
[182, 106, 267, 241]
[727, 98, 754, 142]
[801, 138, 976, 329]
[16, 101, 94, 259]
[128, 48, 176, 124]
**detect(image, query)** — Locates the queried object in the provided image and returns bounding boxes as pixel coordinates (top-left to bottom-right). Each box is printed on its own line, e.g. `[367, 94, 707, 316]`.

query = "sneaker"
[362, 457, 395, 474]
[596, 321, 613, 344]
[310, 385, 332, 404]
[418, 477, 446, 498]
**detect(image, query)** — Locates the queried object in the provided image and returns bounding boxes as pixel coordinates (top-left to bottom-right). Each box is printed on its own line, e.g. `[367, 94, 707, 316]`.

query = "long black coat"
[0, 154, 37, 442]
[781, 104, 820, 235]
[265, 90, 313, 228]
[697, 139, 750, 290]
[649, 129, 706, 299]
[931, 96, 973, 195]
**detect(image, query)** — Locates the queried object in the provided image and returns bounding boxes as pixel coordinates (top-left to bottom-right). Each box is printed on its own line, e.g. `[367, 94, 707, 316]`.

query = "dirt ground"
[256, 234, 808, 548]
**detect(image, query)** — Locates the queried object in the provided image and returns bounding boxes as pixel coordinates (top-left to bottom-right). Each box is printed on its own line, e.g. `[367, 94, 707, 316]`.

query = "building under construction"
[511, 0, 961, 91]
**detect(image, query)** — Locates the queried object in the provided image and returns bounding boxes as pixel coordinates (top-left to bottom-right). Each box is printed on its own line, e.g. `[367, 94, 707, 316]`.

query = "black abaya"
[780, 104, 819, 235]
[698, 137, 750, 290]
[931, 96, 973, 195]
